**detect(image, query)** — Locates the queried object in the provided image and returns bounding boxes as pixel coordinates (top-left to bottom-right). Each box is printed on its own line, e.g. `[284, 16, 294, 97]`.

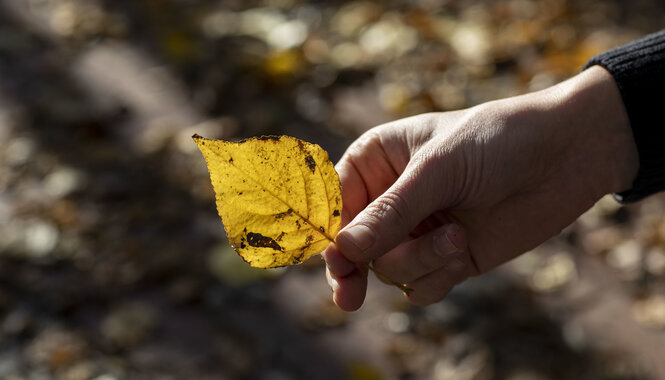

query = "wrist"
[549, 65, 638, 199]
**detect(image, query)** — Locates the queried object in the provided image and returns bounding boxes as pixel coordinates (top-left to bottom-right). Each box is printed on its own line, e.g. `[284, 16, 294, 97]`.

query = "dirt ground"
[1, 0, 665, 379]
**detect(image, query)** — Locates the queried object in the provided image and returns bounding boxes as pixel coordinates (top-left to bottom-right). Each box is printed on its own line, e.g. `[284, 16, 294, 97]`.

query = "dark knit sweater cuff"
[584, 29, 665, 203]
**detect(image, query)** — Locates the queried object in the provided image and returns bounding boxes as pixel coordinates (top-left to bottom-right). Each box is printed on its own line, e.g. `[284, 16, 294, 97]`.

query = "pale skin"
[322, 66, 639, 311]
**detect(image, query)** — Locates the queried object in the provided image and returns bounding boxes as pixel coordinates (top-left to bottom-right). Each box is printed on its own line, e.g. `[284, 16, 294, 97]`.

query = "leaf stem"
[365, 264, 413, 295]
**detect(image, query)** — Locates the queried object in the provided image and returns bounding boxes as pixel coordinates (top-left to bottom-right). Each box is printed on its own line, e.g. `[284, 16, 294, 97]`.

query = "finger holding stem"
[322, 237, 409, 294]
[365, 263, 413, 295]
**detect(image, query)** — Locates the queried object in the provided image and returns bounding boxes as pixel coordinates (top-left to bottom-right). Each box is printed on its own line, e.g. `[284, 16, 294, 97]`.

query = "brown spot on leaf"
[319, 226, 325, 233]
[333, 210, 340, 217]
[293, 252, 305, 264]
[247, 232, 282, 251]
[275, 209, 293, 219]
[305, 155, 316, 173]
[305, 235, 314, 244]
[276, 232, 286, 241]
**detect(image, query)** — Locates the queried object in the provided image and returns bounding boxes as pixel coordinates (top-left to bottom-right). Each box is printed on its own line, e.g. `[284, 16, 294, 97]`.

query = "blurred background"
[1, 0, 665, 379]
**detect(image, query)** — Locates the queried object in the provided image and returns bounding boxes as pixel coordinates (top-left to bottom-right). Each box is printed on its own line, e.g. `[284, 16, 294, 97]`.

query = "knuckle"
[372, 191, 410, 226]
[347, 130, 382, 157]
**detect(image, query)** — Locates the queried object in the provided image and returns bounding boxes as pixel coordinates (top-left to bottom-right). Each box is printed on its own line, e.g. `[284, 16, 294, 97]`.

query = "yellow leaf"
[193, 134, 413, 295]
[192, 134, 342, 268]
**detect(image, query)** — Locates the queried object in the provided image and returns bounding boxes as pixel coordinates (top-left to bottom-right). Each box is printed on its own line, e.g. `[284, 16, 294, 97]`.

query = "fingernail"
[326, 268, 339, 292]
[434, 227, 460, 258]
[329, 277, 339, 292]
[342, 224, 375, 252]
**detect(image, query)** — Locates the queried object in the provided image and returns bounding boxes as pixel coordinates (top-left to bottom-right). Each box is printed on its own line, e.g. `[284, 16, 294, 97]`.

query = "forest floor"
[1, 0, 665, 379]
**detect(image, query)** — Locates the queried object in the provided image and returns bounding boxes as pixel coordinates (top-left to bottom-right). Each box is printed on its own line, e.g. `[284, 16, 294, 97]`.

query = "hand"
[322, 66, 638, 311]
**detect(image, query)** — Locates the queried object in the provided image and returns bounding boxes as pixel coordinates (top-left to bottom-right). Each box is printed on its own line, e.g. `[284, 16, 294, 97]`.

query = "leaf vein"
[314, 153, 331, 234]
[214, 150, 333, 242]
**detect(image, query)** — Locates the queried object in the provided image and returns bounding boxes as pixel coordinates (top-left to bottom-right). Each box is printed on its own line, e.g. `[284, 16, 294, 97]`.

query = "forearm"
[584, 29, 665, 202]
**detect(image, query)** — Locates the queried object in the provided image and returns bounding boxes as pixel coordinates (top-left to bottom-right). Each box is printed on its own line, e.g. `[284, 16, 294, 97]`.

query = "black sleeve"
[584, 29, 665, 203]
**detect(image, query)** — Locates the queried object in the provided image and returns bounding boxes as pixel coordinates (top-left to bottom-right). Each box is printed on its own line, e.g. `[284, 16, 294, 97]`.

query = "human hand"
[322, 66, 639, 311]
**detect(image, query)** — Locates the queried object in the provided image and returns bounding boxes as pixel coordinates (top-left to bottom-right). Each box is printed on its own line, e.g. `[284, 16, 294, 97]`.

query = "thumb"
[335, 165, 439, 263]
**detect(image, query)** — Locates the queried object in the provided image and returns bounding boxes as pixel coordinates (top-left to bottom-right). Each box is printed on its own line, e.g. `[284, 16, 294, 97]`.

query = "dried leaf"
[193, 134, 341, 268]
